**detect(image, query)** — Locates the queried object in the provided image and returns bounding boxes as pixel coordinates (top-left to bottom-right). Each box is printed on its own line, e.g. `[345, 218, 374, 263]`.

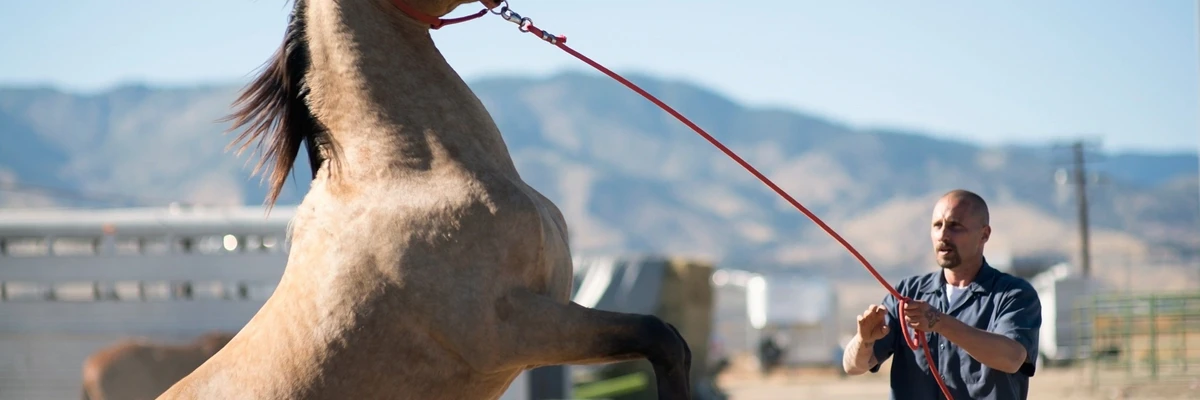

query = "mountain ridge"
[1, 71, 1196, 276]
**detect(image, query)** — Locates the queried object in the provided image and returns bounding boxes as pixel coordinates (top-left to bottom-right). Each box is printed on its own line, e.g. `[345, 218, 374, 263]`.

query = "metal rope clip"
[493, 5, 564, 44]
[495, 7, 528, 30]
[536, 29, 562, 44]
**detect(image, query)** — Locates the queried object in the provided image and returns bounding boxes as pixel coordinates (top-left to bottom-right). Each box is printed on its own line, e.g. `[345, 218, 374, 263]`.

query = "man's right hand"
[844, 304, 890, 375]
[856, 304, 890, 344]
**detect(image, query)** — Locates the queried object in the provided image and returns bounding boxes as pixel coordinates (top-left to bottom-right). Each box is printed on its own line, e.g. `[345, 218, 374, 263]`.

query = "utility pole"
[1071, 141, 1092, 278]
[1054, 139, 1102, 278]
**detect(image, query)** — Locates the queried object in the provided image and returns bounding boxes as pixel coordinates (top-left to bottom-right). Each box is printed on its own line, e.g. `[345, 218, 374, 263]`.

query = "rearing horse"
[157, 0, 691, 399]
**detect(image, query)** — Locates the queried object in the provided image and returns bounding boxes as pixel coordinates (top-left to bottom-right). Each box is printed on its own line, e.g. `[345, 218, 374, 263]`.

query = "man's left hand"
[902, 300, 946, 333]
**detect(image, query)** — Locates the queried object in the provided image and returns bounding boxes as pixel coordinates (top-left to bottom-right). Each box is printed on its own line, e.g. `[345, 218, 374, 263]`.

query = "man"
[841, 189, 1042, 400]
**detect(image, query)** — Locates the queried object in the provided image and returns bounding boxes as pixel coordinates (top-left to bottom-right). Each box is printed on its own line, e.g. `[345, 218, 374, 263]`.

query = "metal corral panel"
[0, 333, 192, 400]
[0, 205, 295, 238]
[0, 301, 267, 336]
[0, 206, 558, 400]
[0, 298, 269, 399]
[0, 254, 287, 283]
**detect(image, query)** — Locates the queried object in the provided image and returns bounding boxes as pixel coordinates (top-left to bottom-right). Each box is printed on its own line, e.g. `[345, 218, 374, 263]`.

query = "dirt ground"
[713, 357, 1200, 400]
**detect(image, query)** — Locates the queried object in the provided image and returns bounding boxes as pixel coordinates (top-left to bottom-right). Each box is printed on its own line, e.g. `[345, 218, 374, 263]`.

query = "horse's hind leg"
[493, 289, 691, 399]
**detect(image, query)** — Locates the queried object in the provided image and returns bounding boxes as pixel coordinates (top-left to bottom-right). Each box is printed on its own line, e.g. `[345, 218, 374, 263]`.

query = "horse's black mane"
[222, 0, 332, 209]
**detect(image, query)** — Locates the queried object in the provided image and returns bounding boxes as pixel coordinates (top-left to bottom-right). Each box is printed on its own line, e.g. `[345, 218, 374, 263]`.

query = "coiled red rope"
[389, 1, 954, 398]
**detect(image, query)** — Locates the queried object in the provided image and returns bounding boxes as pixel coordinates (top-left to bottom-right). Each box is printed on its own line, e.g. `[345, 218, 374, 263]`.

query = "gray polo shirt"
[869, 260, 1042, 400]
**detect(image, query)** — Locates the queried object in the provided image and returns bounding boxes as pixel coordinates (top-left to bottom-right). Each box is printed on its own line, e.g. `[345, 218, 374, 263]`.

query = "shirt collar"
[920, 257, 998, 294]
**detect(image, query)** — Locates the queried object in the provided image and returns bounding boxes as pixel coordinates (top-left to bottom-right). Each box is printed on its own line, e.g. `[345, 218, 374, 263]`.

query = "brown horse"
[81, 332, 235, 400]
[156, 0, 691, 399]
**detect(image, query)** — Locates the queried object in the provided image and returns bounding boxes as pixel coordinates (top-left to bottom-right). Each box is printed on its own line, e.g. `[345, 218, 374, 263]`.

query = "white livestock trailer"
[1028, 262, 1098, 368]
[0, 204, 565, 400]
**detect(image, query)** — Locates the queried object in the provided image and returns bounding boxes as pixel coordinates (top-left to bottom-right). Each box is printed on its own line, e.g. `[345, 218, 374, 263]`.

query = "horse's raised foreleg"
[493, 289, 691, 400]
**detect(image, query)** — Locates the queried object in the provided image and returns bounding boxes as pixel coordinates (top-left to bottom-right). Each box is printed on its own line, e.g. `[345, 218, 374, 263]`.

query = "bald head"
[940, 189, 989, 227]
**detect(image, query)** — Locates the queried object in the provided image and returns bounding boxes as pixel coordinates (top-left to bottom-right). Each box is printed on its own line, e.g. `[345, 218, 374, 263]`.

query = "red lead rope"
[387, 1, 954, 398]
[504, 14, 955, 400]
[493, 7, 955, 399]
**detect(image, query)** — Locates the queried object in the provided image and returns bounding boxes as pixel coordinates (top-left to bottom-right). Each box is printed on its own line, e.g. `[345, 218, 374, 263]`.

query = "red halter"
[387, 0, 501, 29]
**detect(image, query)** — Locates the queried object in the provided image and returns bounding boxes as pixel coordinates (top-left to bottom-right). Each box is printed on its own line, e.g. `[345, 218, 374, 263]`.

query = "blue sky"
[1, 0, 1196, 153]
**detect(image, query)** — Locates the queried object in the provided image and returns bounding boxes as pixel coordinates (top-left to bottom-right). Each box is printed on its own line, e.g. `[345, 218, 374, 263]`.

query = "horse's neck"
[305, 0, 519, 181]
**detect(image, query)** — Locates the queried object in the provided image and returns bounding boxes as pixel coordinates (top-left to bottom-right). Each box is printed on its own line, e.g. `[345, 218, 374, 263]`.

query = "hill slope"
[1, 72, 1196, 274]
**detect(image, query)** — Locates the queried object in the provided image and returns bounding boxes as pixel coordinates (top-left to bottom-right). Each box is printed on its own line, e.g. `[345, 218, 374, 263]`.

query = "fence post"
[1122, 295, 1131, 379]
[1087, 295, 1097, 391]
[1184, 296, 1191, 373]
[1148, 294, 1158, 381]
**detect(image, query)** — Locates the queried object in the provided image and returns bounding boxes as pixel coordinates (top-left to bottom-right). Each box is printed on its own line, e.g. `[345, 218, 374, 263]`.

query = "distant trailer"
[1029, 262, 1099, 368]
[711, 268, 842, 368]
[0, 205, 564, 400]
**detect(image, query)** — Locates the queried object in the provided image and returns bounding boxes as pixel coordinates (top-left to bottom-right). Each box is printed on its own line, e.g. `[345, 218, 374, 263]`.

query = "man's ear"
[981, 225, 991, 243]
